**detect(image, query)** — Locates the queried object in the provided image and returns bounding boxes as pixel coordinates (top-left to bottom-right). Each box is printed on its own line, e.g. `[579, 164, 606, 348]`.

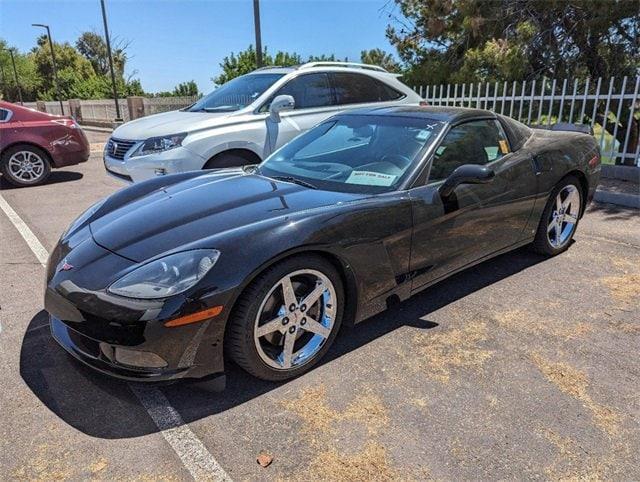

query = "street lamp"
[253, 0, 263, 68]
[1, 48, 23, 105]
[99, 0, 123, 123]
[0, 61, 8, 100]
[32, 24, 64, 115]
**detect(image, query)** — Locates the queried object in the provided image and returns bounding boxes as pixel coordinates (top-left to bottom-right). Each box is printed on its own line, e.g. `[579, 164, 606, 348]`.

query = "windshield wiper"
[271, 175, 318, 190]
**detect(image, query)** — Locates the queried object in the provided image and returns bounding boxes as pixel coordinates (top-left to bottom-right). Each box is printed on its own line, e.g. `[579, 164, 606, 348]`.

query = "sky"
[0, 0, 403, 94]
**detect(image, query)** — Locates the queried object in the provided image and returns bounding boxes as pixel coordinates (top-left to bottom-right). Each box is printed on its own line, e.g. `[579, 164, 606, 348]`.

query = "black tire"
[226, 254, 344, 381]
[204, 152, 255, 170]
[1, 144, 52, 187]
[531, 175, 583, 256]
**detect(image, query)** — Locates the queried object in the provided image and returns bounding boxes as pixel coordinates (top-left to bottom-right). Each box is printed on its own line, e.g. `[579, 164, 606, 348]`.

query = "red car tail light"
[588, 152, 601, 168]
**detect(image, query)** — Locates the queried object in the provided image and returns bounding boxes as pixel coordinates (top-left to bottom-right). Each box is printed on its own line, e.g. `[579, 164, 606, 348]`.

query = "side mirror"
[438, 164, 495, 198]
[268, 95, 295, 123]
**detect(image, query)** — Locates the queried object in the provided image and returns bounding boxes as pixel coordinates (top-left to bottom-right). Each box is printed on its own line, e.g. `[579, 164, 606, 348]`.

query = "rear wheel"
[532, 176, 582, 255]
[1, 145, 51, 187]
[226, 255, 344, 381]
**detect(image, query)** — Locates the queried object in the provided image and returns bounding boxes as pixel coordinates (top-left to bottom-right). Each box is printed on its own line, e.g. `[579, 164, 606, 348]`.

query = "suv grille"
[106, 138, 137, 160]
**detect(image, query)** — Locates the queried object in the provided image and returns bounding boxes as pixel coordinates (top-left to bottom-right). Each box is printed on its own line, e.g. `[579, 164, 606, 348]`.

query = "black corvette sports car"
[45, 106, 600, 387]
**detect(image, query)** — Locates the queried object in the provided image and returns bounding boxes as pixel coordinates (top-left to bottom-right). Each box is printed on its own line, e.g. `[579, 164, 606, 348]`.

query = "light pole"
[32, 24, 64, 114]
[0, 61, 8, 100]
[253, 0, 263, 68]
[3, 48, 23, 105]
[99, 0, 122, 123]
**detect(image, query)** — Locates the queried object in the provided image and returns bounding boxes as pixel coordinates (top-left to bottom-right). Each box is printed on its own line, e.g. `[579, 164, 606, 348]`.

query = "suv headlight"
[131, 133, 187, 157]
[108, 249, 220, 299]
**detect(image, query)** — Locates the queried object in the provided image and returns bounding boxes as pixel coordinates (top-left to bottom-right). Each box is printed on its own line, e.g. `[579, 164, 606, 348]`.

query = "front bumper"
[50, 316, 194, 382]
[104, 145, 206, 183]
[44, 235, 231, 385]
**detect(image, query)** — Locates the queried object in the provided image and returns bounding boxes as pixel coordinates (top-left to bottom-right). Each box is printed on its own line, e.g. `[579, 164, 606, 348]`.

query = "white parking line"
[0, 194, 49, 265]
[0, 192, 231, 481]
[130, 385, 232, 481]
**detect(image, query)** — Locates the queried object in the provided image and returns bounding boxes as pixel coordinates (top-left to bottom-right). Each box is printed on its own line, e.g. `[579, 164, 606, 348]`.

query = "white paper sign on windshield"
[345, 171, 397, 187]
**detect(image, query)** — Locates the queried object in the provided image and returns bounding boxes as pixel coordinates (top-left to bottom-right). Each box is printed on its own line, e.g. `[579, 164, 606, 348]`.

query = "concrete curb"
[79, 124, 113, 133]
[594, 189, 640, 209]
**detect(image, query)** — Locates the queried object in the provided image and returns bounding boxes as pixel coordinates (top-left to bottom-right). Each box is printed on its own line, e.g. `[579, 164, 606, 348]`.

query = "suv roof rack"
[253, 65, 289, 71]
[297, 61, 388, 73]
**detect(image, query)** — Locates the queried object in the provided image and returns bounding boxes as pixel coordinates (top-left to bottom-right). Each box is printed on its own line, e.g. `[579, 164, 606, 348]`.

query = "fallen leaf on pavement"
[257, 451, 273, 468]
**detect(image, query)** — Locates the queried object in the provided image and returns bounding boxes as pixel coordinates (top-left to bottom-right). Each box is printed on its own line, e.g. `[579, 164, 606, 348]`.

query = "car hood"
[90, 170, 363, 262]
[112, 109, 252, 139]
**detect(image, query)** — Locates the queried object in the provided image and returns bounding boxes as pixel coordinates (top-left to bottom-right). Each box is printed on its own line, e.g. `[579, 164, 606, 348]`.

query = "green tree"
[212, 45, 342, 85]
[0, 39, 41, 102]
[173, 80, 199, 96]
[360, 48, 400, 72]
[76, 31, 127, 78]
[387, 0, 640, 83]
[213, 45, 297, 85]
[386, 0, 640, 162]
[32, 35, 97, 100]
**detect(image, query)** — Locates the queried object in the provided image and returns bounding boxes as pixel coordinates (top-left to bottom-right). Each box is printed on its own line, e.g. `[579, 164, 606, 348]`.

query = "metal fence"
[416, 76, 640, 166]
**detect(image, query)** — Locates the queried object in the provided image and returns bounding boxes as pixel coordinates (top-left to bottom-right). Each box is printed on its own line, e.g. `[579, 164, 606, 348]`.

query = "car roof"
[338, 105, 496, 123]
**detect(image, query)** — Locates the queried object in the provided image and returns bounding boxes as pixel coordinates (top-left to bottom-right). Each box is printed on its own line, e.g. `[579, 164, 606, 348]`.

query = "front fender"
[205, 194, 413, 324]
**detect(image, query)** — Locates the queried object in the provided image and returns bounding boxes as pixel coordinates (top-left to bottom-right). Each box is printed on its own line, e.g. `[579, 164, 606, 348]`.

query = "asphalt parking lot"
[1, 129, 639, 480]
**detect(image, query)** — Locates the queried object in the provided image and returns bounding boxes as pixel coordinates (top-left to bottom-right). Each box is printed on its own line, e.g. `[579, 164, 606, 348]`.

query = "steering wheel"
[380, 153, 412, 169]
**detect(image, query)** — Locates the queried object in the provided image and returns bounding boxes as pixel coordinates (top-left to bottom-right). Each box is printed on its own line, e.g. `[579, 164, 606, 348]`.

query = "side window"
[429, 120, 510, 183]
[331, 73, 403, 105]
[0, 108, 12, 122]
[275, 73, 333, 109]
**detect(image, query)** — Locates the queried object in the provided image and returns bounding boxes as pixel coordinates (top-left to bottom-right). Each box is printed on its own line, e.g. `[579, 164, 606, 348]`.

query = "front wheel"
[226, 255, 344, 381]
[532, 176, 582, 255]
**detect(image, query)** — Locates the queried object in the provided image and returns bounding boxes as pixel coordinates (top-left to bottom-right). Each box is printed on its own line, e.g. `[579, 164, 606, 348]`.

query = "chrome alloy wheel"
[254, 269, 337, 370]
[547, 184, 581, 249]
[8, 150, 46, 183]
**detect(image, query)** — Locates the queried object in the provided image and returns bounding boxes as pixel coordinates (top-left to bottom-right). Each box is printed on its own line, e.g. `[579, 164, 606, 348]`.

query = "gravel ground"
[1, 131, 639, 480]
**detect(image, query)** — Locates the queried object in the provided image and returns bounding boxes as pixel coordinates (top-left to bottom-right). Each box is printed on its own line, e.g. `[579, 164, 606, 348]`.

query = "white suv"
[103, 62, 422, 183]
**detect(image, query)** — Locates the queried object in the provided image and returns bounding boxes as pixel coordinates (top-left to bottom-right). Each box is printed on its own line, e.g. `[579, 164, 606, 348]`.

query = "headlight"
[63, 198, 107, 237]
[108, 249, 220, 299]
[131, 133, 187, 157]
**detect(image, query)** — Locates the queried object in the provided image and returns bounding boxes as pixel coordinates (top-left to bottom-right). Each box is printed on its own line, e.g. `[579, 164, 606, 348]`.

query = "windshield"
[259, 115, 444, 193]
[187, 73, 284, 112]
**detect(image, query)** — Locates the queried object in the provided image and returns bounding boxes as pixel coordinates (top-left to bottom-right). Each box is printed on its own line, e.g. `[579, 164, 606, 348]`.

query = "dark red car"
[0, 101, 90, 187]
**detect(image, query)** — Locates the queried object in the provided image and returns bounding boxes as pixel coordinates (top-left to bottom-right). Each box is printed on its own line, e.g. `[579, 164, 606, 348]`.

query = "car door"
[408, 118, 537, 292]
[264, 73, 339, 153]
